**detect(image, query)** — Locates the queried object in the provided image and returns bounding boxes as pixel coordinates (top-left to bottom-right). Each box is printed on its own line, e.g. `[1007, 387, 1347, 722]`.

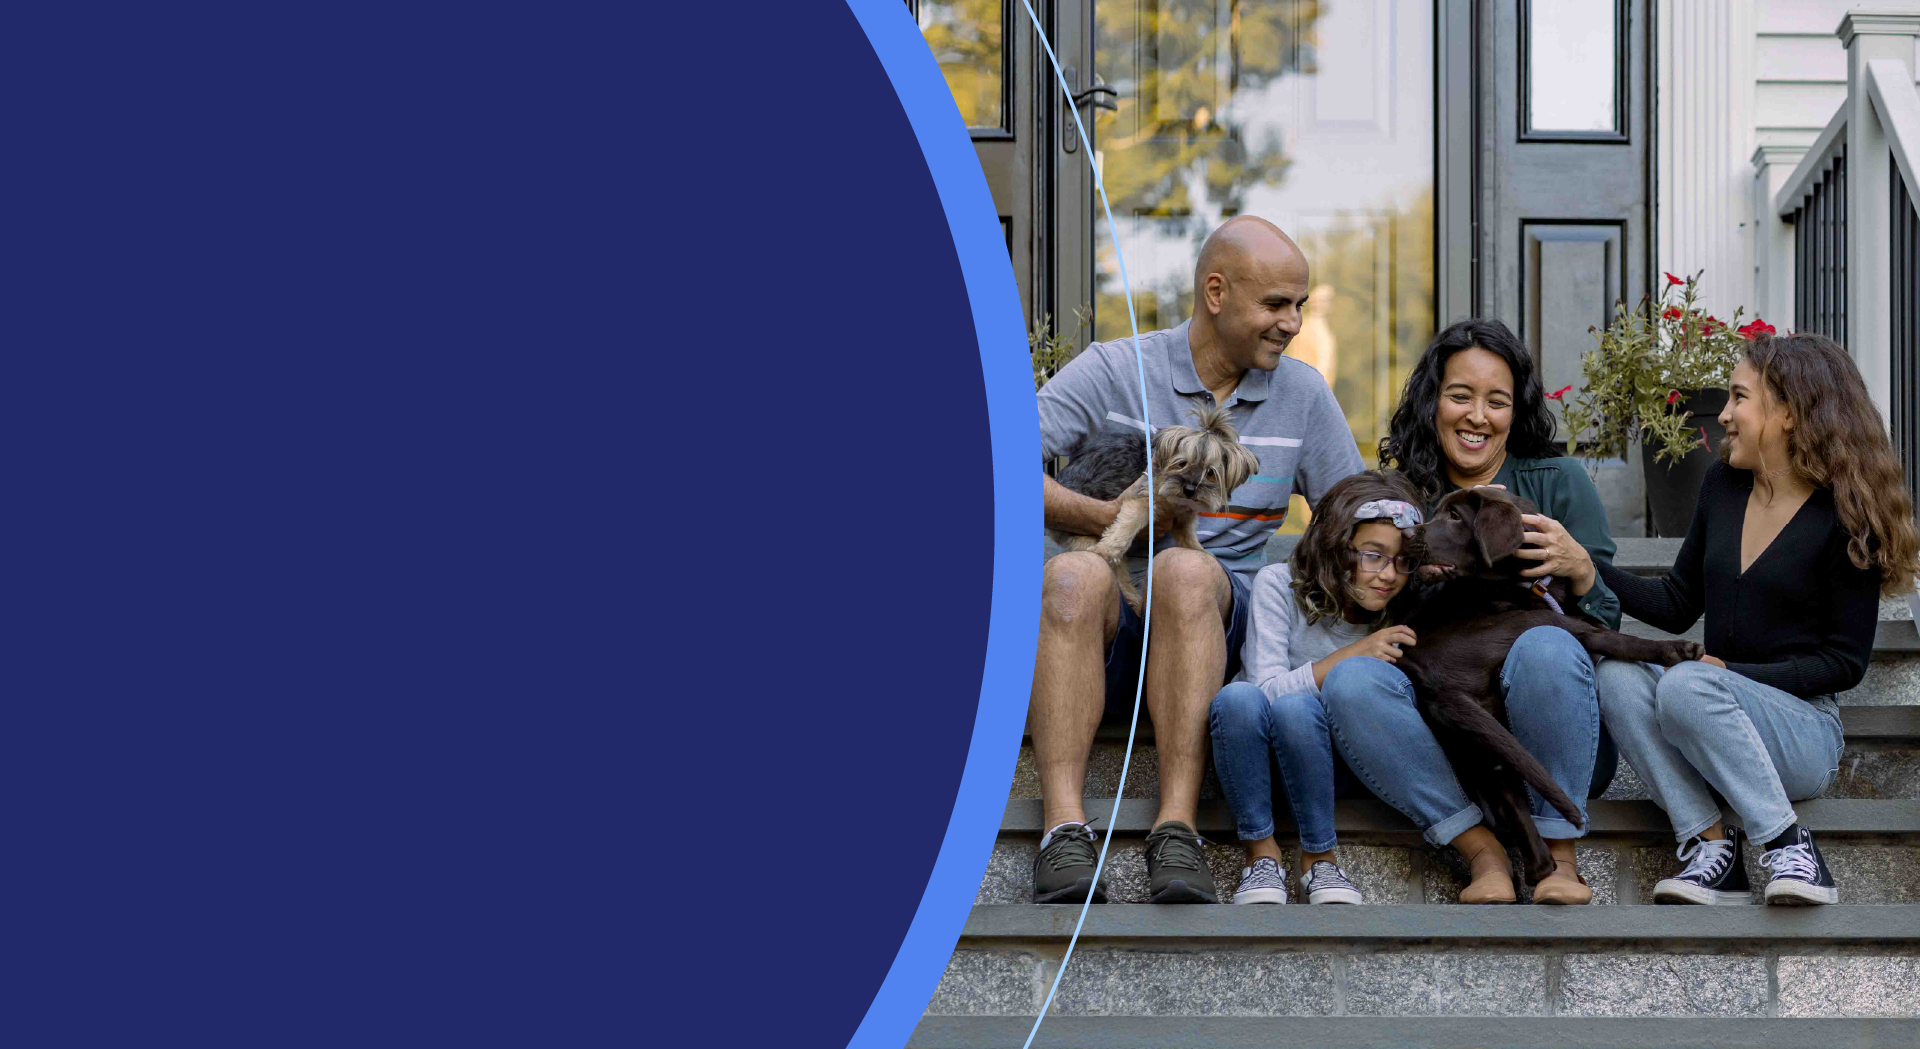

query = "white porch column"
[1657, 0, 1754, 319]
[1840, 11, 1920, 421]
[1751, 144, 1807, 331]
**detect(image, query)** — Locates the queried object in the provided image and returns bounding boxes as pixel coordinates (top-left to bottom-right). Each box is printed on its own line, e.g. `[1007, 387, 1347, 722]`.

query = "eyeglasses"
[1350, 548, 1417, 574]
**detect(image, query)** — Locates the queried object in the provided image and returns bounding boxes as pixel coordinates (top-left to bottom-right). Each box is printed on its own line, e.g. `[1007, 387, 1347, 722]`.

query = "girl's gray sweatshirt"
[1234, 562, 1376, 699]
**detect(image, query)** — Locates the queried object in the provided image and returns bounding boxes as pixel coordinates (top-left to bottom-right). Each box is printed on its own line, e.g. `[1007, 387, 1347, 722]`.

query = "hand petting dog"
[1514, 512, 1597, 594]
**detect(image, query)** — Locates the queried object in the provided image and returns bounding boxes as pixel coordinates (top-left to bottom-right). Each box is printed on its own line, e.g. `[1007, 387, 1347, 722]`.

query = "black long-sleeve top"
[1596, 462, 1880, 699]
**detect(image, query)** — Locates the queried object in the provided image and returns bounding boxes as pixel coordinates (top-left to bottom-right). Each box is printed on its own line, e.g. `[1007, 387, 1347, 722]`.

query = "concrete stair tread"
[1622, 617, 1920, 652]
[1003, 797, 1920, 836]
[962, 902, 1920, 941]
[1059, 704, 1920, 744]
[912, 1016, 1920, 1049]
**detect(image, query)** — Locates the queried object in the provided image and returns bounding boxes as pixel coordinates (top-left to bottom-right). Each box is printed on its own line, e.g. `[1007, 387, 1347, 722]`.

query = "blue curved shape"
[840, 3, 1039, 1047]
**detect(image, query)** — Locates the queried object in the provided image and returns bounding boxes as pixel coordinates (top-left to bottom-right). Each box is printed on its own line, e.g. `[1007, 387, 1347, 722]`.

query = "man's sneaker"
[1653, 828, 1751, 905]
[1231, 857, 1288, 905]
[1032, 821, 1107, 904]
[1300, 860, 1365, 904]
[1759, 825, 1839, 906]
[1144, 821, 1218, 903]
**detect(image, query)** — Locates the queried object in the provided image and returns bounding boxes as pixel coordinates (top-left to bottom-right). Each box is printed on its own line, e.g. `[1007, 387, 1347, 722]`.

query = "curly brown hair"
[1290, 470, 1427, 624]
[1734, 332, 1920, 595]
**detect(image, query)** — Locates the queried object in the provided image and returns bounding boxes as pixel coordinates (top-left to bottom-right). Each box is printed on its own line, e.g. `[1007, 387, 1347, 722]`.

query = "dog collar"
[1526, 578, 1564, 615]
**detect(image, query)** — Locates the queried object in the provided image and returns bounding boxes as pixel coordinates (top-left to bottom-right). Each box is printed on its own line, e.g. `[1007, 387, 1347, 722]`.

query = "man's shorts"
[1101, 556, 1252, 720]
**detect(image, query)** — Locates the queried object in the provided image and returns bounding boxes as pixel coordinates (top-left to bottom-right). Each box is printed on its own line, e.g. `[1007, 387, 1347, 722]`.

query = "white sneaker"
[1300, 860, 1364, 904]
[1232, 856, 1288, 904]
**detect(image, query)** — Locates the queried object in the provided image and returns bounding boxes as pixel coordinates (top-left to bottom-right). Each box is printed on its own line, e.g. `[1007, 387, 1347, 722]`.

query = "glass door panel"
[1089, 0, 1436, 529]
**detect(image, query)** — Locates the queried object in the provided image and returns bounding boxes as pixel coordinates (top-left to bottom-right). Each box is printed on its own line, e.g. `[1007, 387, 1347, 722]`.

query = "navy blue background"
[11, 4, 989, 1045]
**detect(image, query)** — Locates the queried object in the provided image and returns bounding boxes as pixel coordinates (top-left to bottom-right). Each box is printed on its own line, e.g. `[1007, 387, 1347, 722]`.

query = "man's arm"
[1044, 473, 1119, 537]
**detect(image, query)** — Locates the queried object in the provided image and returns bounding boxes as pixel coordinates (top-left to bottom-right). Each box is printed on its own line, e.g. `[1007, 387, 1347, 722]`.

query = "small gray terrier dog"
[1051, 404, 1258, 612]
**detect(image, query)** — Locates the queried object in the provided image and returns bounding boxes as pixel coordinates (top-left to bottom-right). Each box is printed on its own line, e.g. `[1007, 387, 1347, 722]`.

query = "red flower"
[1663, 306, 1684, 320]
[1737, 318, 1776, 339]
[1545, 384, 1572, 401]
[1665, 271, 1684, 286]
[1667, 389, 1681, 405]
[1702, 315, 1722, 331]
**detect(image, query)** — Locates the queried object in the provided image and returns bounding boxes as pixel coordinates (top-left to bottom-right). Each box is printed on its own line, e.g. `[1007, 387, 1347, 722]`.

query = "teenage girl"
[1593, 332, 1920, 906]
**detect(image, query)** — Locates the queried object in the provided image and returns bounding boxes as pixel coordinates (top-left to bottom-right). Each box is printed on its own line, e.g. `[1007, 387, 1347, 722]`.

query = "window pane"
[1091, 0, 1435, 529]
[1527, 0, 1617, 133]
[919, 0, 1004, 130]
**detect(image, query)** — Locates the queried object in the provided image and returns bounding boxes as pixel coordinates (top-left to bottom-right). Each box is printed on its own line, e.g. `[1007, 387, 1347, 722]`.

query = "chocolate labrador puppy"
[1400, 487, 1704, 883]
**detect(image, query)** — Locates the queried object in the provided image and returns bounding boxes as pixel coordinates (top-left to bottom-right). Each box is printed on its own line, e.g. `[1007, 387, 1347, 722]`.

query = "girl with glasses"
[1209, 470, 1425, 905]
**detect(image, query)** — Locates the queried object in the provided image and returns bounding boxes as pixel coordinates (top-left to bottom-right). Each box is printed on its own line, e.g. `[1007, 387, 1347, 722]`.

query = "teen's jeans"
[1209, 682, 1360, 853]
[1595, 658, 1844, 845]
[1320, 626, 1614, 847]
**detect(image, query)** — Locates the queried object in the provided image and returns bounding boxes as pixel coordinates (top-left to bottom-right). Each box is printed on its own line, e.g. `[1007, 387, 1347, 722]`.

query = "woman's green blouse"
[1435, 456, 1622, 630]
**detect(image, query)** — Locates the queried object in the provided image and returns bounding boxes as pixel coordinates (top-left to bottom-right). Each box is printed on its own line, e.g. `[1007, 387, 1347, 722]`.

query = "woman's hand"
[1312, 626, 1416, 687]
[1517, 512, 1597, 595]
[1699, 654, 1727, 669]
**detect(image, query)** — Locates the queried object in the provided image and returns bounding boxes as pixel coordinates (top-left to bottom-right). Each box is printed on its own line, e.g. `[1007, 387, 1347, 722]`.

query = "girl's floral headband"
[1354, 499, 1422, 530]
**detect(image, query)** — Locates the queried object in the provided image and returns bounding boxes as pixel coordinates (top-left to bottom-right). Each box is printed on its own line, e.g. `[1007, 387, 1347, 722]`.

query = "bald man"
[1031, 216, 1362, 904]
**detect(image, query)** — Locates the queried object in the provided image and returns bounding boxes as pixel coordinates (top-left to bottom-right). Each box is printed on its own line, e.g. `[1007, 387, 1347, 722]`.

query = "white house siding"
[1658, 0, 1920, 320]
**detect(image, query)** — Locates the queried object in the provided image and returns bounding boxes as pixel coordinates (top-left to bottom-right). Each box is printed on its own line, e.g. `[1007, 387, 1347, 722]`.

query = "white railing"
[1756, 10, 1920, 426]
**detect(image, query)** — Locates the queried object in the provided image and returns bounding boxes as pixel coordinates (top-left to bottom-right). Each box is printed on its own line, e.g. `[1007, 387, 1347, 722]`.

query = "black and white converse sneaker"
[1231, 856, 1288, 905]
[1653, 828, 1750, 905]
[1759, 825, 1839, 906]
[1300, 860, 1364, 904]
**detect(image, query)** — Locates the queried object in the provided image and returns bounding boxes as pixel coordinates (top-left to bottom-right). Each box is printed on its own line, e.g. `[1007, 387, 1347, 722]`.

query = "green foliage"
[1559, 271, 1762, 465]
[1031, 303, 1092, 391]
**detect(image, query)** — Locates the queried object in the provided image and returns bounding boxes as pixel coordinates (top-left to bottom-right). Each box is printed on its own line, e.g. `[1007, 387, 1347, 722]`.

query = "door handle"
[1072, 85, 1118, 110]
[1062, 72, 1116, 154]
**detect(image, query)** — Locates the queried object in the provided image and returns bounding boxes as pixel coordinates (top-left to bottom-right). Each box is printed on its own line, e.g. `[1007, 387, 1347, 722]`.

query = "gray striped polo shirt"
[1039, 319, 1363, 580]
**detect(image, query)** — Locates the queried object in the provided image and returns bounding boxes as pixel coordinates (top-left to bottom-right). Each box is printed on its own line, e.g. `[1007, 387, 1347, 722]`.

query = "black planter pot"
[1641, 388, 1728, 538]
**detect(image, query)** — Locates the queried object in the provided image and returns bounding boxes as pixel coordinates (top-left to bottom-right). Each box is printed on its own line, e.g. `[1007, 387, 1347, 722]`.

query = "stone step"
[1015, 708, 1920, 802]
[1621, 616, 1920, 653]
[932, 912, 1920, 1026]
[1044, 705, 1920, 744]
[959, 902, 1920, 942]
[1012, 738, 1920, 803]
[1001, 797, 1920, 838]
[983, 799, 1920, 906]
[930, 910, 1920, 1027]
[913, 1016, 1920, 1047]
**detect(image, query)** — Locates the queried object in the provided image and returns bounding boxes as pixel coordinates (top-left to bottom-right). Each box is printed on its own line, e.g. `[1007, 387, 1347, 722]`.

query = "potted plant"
[1558, 271, 1776, 537]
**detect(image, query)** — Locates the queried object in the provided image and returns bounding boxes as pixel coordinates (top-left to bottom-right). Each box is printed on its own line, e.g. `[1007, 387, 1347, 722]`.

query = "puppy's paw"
[1661, 640, 1706, 667]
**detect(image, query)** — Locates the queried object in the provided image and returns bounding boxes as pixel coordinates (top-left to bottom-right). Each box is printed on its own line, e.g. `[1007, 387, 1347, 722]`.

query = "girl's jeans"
[1319, 626, 1616, 847]
[1208, 681, 1360, 853]
[1594, 658, 1844, 845]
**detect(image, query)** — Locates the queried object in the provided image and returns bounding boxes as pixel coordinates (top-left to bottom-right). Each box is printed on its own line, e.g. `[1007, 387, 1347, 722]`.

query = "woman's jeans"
[1595, 658, 1844, 845]
[1209, 681, 1360, 853]
[1319, 626, 1615, 847]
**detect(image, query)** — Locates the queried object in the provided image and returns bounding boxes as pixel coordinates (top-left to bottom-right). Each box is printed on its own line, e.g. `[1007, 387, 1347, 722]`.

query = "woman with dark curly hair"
[1210, 470, 1426, 905]
[1321, 318, 1621, 904]
[1595, 333, 1919, 906]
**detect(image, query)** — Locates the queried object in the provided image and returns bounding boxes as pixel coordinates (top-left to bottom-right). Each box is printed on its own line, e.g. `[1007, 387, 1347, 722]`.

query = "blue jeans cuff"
[1299, 833, 1339, 854]
[1672, 810, 1723, 844]
[1237, 822, 1277, 843]
[1531, 815, 1584, 840]
[1748, 810, 1799, 848]
[1424, 804, 1484, 847]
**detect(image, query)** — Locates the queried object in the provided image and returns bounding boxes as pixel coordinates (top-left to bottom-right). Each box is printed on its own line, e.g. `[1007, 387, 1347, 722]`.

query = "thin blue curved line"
[838, 4, 1041, 1049]
[1015, 3, 1152, 1046]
